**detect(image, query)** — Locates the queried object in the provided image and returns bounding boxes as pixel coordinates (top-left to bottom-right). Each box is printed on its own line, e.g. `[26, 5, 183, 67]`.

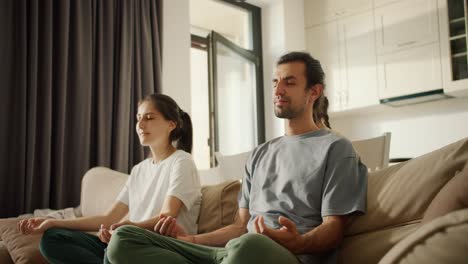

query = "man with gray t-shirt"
[106, 52, 368, 264]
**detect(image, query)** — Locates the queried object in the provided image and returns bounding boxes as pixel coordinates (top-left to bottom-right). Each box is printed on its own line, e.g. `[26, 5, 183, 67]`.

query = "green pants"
[106, 225, 300, 264]
[40, 228, 110, 264]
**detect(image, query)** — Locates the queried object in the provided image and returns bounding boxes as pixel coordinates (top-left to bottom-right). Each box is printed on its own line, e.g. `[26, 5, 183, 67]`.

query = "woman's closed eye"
[136, 113, 155, 122]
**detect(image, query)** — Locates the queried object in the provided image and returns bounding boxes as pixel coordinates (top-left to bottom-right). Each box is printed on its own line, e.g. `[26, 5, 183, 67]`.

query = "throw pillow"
[422, 168, 468, 224]
[380, 208, 468, 264]
[0, 218, 47, 264]
[197, 180, 241, 234]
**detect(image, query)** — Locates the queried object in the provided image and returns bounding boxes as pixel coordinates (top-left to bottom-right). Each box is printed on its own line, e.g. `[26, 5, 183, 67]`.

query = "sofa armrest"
[80, 167, 128, 217]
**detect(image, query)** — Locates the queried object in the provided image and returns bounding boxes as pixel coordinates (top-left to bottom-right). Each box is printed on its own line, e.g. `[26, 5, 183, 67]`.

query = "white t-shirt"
[116, 150, 201, 235]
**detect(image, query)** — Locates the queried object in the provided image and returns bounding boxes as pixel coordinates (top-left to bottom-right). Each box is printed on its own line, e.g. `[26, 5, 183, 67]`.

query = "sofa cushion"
[379, 208, 468, 264]
[346, 137, 468, 236]
[0, 218, 47, 264]
[422, 168, 468, 224]
[197, 180, 241, 234]
[339, 222, 419, 264]
[0, 241, 14, 264]
[80, 167, 128, 217]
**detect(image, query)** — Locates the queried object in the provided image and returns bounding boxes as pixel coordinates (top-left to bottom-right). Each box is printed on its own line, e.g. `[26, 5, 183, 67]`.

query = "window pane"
[190, 0, 253, 50]
[190, 47, 211, 169]
[216, 42, 257, 155]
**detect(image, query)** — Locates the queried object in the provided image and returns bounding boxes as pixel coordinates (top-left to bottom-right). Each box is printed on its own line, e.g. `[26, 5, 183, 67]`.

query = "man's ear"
[309, 84, 324, 103]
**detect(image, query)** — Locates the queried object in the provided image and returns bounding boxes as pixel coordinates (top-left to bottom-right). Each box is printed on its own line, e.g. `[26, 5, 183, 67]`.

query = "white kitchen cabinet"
[374, 0, 443, 100]
[338, 11, 379, 109]
[439, 0, 468, 97]
[377, 43, 442, 99]
[374, 0, 439, 55]
[305, 0, 373, 27]
[306, 11, 379, 112]
[304, 0, 452, 110]
[306, 22, 345, 112]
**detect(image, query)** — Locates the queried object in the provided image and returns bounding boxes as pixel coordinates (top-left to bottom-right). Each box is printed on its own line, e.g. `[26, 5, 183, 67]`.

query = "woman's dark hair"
[277, 51, 331, 129]
[139, 94, 193, 153]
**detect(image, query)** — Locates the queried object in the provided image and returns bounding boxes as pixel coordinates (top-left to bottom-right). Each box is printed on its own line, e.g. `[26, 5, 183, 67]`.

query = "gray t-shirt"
[238, 129, 367, 263]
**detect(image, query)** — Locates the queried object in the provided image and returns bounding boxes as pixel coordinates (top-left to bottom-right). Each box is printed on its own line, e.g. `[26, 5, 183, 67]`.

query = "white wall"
[260, 0, 306, 140]
[161, 0, 191, 112]
[332, 97, 468, 158]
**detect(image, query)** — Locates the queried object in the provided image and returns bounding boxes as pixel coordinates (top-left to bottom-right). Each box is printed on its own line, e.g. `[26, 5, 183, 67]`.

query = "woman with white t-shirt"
[17, 93, 202, 264]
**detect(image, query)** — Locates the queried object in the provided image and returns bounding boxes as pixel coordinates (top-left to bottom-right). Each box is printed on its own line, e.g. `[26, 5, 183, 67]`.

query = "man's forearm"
[192, 223, 248, 247]
[300, 216, 346, 254]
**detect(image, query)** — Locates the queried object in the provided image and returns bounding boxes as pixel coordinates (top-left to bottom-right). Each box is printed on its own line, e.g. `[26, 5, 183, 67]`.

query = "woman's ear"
[168, 120, 177, 131]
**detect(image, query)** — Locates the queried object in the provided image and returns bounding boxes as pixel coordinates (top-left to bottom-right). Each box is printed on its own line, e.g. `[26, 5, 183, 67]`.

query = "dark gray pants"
[40, 228, 110, 264]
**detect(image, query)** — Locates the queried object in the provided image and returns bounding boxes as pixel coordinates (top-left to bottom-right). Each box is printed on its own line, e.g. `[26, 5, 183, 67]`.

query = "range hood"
[380, 89, 452, 107]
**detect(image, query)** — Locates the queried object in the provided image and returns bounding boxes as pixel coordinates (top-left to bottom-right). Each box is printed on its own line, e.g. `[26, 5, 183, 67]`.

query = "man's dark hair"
[276, 51, 331, 129]
[276, 51, 326, 90]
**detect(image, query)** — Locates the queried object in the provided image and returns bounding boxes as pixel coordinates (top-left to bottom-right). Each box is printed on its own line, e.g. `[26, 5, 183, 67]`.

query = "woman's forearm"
[131, 216, 161, 230]
[51, 215, 113, 231]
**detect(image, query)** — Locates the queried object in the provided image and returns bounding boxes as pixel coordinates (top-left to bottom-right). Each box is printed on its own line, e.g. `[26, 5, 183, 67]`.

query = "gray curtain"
[0, 0, 162, 217]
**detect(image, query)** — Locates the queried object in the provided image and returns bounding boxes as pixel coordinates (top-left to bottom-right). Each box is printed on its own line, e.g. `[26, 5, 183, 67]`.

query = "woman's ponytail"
[175, 110, 193, 153]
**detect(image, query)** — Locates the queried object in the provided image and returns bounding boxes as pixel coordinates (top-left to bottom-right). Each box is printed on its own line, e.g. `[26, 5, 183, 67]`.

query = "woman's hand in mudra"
[17, 218, 55, 235]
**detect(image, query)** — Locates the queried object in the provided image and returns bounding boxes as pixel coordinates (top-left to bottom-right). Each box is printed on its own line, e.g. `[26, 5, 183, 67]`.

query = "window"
[190, 0, 264, 168]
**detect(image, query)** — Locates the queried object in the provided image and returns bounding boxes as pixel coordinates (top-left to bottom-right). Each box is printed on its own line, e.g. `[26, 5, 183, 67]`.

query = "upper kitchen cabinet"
[377, 43, 443, 99]
[306, 22, 345, 112]
[306, 11, 379, 112]
[439, 0, 468, 97]
[375, 0, 443, 100]
[374, 0, 440, 55]
[305, 0, 373, 27]
[338, 11, 380, 110]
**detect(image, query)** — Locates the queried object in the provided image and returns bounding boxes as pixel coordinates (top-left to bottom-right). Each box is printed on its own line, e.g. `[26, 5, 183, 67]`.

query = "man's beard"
[274, 104, 306, 119]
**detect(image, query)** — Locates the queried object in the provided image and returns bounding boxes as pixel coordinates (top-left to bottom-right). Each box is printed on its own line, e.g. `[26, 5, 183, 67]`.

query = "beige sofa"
[1, 137, 467, 263]
[0, 167, 241, 264]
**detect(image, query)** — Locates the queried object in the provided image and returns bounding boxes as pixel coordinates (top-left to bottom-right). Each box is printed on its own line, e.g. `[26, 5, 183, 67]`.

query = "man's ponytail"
[313, 95, 331, 129]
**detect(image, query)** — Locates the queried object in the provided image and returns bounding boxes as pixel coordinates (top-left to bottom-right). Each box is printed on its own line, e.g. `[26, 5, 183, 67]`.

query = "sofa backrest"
[339, 137, 468, 264]
[346, 137, 468, 236]
[80, 167, 128, 217]
[198, 151, 250, 186]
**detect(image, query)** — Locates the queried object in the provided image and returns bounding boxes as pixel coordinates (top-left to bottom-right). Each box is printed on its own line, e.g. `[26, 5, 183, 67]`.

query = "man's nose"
[274, 82, 285, 96]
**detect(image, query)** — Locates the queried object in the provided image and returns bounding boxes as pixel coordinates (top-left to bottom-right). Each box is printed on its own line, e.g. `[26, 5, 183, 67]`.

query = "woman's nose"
[137, 120, 144, 129]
